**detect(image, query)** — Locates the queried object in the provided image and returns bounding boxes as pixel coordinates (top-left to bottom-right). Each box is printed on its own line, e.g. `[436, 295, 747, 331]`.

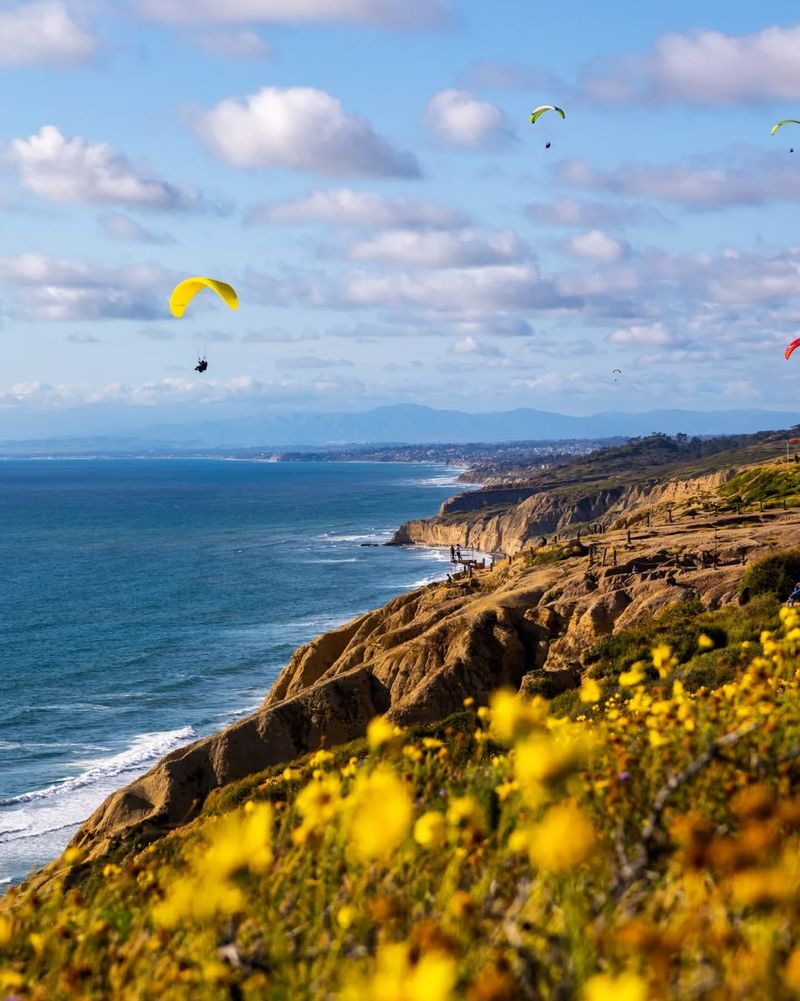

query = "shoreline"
[0, 460, 474, 886]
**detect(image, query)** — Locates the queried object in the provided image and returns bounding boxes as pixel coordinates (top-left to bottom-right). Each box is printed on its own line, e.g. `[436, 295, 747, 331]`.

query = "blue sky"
[2, 0, 800, 435]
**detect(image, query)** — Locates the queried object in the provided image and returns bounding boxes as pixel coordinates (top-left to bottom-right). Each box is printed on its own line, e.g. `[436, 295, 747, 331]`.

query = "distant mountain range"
[1, 404, 798, 454]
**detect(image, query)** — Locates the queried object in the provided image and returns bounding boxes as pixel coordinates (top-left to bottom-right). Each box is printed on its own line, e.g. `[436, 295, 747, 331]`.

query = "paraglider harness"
[194, 356, 208, 373]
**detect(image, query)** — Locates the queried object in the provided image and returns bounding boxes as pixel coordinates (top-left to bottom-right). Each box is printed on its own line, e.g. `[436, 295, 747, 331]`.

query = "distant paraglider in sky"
[785, 338, 800, 361]
[169, 277, 239, 374]
[611, 368, 622, 383]
[771, 120, 800, 153]
[530, 105, 564, 149]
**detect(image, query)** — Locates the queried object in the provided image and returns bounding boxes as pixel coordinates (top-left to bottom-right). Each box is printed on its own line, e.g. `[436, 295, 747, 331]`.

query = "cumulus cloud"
[453, 335, 502, 356]
[424, 89, 513, 150]
[608, 322, 677, 346]
[526, 197, 661, 228]
[343, 264, 575, 312]
[348, 228, 528, 268]
[0, 2, 96, 66]
[188, 29, 270, 59]
[137, 0, 450, 29]
[8, 126, 198, 209]
[197, 87, 420, 177]
[248, 188, 465, 228]
[565, 229, 628, 263]
[558, 153, 800, 209]
[0, 253, 167, 321]
[583, 24, 800, 104]
[98, 211, 174, 244]
[274, 355, 353, 369]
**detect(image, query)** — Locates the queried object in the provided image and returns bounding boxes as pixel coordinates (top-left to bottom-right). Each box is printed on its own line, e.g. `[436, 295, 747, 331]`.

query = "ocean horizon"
[0, 459, 470, 885]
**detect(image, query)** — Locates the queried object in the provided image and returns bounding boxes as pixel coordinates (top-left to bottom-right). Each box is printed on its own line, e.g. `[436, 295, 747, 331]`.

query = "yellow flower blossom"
[584, 972, 647, 1001]
[579, 678, 602, 703]
[346, 766, 413, 862]
[422, 737, 444, 750]
[341, 942, 456, 1001]
[368, 715, 403, 751]
[204, 802, 273, 878]
[488, 688, 547, 744]
[446, 796, 485, 834]
[308, 748, 335, 768]
[698, 633, 715, 650]
[0, 972, 24, 992]
[519, 802, 595, 873]
[514, 732, 588, 788]
[414, 811, 446, 850]
[651, 644, 676, 678]
[296, 773, 341, 830]
[337, 905, 356, 930]
[619, 666, 645, 687]
[0, 916, 11, 947]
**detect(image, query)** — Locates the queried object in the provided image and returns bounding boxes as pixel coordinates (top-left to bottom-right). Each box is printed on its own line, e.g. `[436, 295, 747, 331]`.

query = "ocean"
[0, 459, 467, 885]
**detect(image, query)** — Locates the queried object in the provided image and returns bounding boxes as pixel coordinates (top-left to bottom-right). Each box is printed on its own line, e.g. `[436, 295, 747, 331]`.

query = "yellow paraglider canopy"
[169, 277, 239, 318]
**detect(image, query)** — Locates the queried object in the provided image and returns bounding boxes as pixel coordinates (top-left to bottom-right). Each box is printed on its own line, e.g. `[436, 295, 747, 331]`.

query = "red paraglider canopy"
[786, 337, 800, 360]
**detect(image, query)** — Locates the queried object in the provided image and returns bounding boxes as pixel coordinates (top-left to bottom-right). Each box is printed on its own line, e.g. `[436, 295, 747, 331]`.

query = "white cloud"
[424, 89, 513, 150]
[609, 322, 677, 346]
[583, 24, 800, 104]
[188, 29, 270, 59]
[137, 0, 450, 29]
[98, 211, 174, 244]
[526, 197, 659, 228]
[274, 355, 353, 369]
[197, 87, 419, 177]
[0, 253, 168, 321]
[343, 264, 569, 312]
[8, 126, 197, 209]
[0, 2, 96, 66]
[67, 332, 99, 344]
[565, 229, 628, 263]
[453, 335, 502, 356]
[248, 188, 465, 228]
[558, 153, 800, 209]
[349, 228, 527, 268]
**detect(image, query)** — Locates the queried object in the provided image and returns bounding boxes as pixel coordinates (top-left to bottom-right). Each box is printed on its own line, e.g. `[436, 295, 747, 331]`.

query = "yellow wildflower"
[0, 916, 11, 947]
[698, 633, 714, 650]
[63, 846, 84, 867]
[29, 932, 44, 954]
[514, 732, 587, 788]
[651, 644, 675, 678]
[296, 773, 341, 829]
[488, 688, 546, 744]
[579, 678, 602, 703]
[341, 942, 456, 1001]
[619, 666, 645, 687]
[368, 715, 402, 751]
[584, 972, 647, 1001]
[346, 765, 413, 861]
[520, 802, 595, 872]
[463, 696, 475, 708]
[422, 737, 444, 750]
[204, 802, 273, 878]
[282, 767, 301, 782]
[308, 748, 335, 768]
[0, 972, 24, 992]
[414, 811, 446, 850]
[337, 905, 356, 930]
[446, 796, 484, 834]
[403, 745, 423, 763]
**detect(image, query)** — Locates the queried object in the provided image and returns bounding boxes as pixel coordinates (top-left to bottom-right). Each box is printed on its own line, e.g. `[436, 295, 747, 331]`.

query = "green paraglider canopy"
[771, 119, 800, 136]
[530, 105, 565, 124]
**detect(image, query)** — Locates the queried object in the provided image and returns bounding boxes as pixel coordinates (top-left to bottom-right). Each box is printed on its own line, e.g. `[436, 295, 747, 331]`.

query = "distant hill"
[0, 403, 798, 453]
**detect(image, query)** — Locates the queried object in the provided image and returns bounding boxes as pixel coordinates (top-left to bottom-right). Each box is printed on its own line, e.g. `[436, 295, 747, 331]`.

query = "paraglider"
[169, 277, 238, 319]
[530, 106, 565, 149]
[771, 120, 800, 152]
[611, 368, 622, 383]
[785, 338, 800, 361]
[169, 276, 238, 374]
[771, 120, 800, 136]
[530, 105, 565, 124]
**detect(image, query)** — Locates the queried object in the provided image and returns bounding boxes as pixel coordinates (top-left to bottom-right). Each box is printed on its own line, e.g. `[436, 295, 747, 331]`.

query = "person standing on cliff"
[450, 545, 455, 562]
[455, 544, 462, 562]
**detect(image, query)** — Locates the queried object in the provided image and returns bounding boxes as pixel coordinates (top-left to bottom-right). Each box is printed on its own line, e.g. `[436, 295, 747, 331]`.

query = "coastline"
[0, 459, 474, 885]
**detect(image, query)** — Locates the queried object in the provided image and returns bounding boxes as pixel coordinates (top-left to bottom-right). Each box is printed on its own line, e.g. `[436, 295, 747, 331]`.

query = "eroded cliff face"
[392, 470, 738, 554]
[68, 497, 797, 863]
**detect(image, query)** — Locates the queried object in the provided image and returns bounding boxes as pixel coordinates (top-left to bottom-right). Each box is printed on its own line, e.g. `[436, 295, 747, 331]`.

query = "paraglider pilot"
[194, 356, 208, 373]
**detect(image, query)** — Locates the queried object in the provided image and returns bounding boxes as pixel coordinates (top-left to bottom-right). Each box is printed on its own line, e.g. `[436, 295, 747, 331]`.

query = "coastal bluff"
[66, 478, 798, 863]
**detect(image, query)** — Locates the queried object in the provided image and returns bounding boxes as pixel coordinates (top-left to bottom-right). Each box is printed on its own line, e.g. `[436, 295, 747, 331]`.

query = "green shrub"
[740, 548, 800, 601]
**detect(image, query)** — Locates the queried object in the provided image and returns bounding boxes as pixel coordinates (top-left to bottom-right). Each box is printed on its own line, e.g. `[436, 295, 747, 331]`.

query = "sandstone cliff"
[68, 497, 800, 862]
[391, 469, 737, 554]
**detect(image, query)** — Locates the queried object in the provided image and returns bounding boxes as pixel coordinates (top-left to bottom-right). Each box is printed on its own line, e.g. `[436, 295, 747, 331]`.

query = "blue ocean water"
[0, 459, 467, 884]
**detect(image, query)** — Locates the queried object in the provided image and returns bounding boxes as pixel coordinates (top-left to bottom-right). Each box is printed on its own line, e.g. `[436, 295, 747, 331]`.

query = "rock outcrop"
[68, 497, 800, 863]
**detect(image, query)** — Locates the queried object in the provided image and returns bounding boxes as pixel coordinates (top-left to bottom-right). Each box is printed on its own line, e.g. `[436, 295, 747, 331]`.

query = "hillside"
[6, 442, 800, 997]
